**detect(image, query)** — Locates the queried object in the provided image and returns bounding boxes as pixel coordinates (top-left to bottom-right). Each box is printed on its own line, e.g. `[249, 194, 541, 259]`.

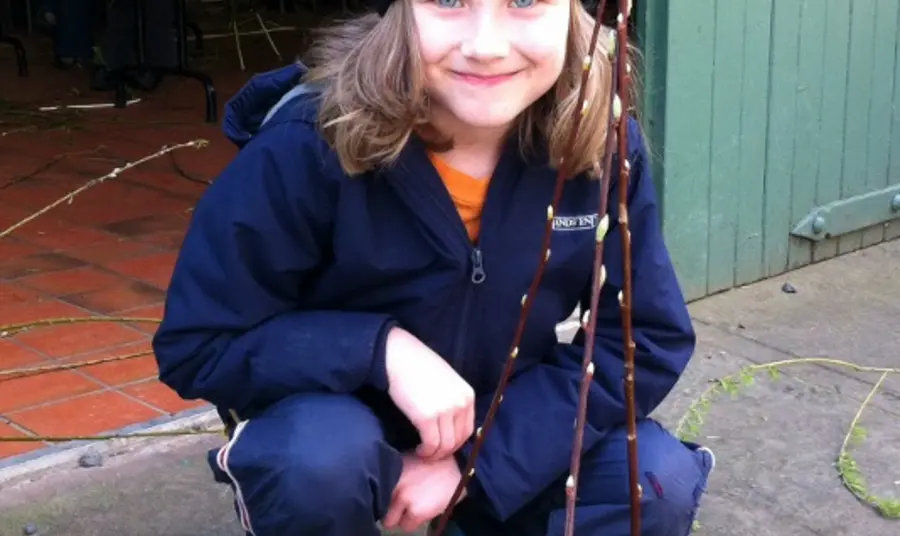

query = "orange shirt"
[429, 153, 490, 243]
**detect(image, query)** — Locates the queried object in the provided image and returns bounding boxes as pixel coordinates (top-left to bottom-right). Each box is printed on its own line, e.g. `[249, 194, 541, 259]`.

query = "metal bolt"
[890, 193, 900, 212]
[811, 215, 826, 234]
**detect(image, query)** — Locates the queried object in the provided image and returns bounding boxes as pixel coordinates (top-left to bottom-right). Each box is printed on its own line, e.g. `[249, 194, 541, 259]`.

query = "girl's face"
[412, 0, 571, 138]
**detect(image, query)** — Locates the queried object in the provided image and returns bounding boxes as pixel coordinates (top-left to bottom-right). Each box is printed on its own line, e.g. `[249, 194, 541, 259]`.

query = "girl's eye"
[432, 0, 537, 8]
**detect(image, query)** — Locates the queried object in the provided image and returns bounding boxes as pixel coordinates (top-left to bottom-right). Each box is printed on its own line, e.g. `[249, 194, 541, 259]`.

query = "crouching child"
[152, 1, 715, 534]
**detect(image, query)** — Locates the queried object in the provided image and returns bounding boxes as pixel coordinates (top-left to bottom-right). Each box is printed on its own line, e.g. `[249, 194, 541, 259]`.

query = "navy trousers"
[39, 0, 95, 61]
[208, 392, 714, 536]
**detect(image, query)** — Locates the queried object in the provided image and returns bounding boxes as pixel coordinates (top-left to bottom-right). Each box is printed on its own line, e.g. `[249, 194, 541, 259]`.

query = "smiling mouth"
[451, 70, 521, 86]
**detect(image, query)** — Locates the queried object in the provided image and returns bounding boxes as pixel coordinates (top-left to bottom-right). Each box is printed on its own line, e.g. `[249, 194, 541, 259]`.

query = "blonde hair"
[301, 0, 637, 178]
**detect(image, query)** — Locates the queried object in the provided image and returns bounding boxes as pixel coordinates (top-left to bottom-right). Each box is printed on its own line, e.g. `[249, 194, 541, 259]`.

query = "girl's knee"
[209, 394, 404, 534]
[576, 420, 715, 532]
[639, 440, 716, 532]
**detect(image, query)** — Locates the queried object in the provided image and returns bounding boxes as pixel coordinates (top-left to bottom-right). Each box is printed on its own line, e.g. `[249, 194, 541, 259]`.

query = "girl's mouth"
[451, 70, 520, 86]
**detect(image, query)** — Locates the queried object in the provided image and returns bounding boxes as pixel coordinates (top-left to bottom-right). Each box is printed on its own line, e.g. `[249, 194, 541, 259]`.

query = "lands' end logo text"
[552, 213, 599, 232]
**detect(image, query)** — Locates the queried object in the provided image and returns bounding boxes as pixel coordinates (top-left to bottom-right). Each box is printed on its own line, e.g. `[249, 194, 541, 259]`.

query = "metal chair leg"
[0, 34, 28, 76]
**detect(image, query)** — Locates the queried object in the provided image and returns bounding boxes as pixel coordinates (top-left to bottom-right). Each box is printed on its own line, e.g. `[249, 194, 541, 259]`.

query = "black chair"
[0, 17, 28, 76]
[110, 0, 217, 122]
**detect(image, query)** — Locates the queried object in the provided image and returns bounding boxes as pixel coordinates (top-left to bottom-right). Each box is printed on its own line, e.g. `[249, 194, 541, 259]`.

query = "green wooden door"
[637, 0, 900, 301]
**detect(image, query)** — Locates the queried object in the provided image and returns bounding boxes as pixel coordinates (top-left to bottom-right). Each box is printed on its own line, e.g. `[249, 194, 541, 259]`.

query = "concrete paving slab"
[0, 435, 426, 536]
[0, 436, 245, 536]
[689, 239, 899, 379]
[0, 241, 897, 536]
[658, 334, 899, 536]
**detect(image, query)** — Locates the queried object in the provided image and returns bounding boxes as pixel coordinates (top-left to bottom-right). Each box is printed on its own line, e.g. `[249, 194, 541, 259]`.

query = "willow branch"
[0, 428, 222, 443]
[563, 2, 640, 535]
[612, 3, 643, 534]
[0, 140, 208, 240]
[563, 13, 616, 536]
[429, 3, 612, 535]
[0, 350, 153, 380]
[0, 316, 161, 338]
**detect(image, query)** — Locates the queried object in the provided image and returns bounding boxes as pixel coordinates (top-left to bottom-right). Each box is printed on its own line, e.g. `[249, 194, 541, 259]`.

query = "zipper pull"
[470, 247, 486, 284]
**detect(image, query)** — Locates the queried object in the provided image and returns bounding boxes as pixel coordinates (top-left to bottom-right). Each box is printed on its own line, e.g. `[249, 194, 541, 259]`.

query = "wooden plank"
[812, 0, 852, 262]
[885, 0, 900, 243]
[706, 0, 747, 293]
[658, 0, 716, 300]
[734, 0, 773, 286]
[860, 0, 899, 246]
[634, 0, 669, 223]
[762, 0, 802, 276]
[837, 0, 877, 255]
[787, 0, 827, 270]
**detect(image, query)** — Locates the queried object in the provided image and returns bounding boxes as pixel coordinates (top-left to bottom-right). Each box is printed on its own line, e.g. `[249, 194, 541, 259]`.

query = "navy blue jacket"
[152, 64, 696, 521]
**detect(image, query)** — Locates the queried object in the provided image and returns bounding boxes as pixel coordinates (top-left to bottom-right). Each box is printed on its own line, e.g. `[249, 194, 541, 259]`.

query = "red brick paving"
[0, 21, 304, 462]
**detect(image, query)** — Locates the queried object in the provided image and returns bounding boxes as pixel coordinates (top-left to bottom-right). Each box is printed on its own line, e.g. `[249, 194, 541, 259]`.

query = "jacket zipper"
[453, 246, 487, 368]
[415, 176, 490, 376]
[452, 246, 486, 380]
[410, 152, 501, 380]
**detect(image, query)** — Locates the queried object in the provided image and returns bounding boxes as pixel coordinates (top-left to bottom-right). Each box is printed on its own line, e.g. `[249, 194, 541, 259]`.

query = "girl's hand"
[382, 454, 467, 533]
[385, 327, 475, 461]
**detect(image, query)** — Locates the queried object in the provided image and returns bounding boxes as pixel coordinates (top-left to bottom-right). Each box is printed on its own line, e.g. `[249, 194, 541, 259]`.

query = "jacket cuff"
[366, 319, 398, 391]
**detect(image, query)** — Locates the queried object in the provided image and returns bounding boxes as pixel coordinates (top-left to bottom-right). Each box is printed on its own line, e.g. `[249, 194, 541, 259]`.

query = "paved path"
[1, 241, 898, 536]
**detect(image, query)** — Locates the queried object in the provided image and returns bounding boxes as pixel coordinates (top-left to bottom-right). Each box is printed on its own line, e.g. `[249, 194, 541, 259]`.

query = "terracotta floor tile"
[125, 171, 209, 198]
[15, 321, 147, 359]
[53, 197, 163, 227]
[120, 380, 207, 415]
[8, 390, 163, 437]
[0, 298, 89, 328]
[0, 369, 102, 413]
[0, 36, 280, 451]
[0, 251, 88, 279]
[135, 229, 187, 251]
[101, 213, 190, 238]
[137, 191, 200, 216]
[16, 266, 128, 297]
[0, 154, 47, 182]
[64, 340, 159, 386]
[66, 239, 162, 265]
[0, 338, 47, 369]
[0, 421, 44, 459]
[50, 183, 187, 227]
[0, 208, 33, 234]
[0, 283, 43, 308]
[106, 251, 178, 290]
[119, 304, 165, 335]
[83, 354, 160, 386]
[8, 219, 116, 251]
[63, 279, 166, 315]
[0, 238, 45, 262]
[0, 182, 82, 212]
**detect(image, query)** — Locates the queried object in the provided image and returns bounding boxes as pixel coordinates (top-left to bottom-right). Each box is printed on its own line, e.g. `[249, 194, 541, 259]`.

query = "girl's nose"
[460, 19, 510, 59]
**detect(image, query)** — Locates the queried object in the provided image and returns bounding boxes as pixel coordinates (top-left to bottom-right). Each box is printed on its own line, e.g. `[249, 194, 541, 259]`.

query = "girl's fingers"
[434, 411, 457, 460]
[382, 497, 405, 530]
[416, 418, 441, 459]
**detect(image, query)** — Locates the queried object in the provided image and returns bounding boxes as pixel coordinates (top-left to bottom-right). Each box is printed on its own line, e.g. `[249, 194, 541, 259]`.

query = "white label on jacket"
[552, 213, 600, 232]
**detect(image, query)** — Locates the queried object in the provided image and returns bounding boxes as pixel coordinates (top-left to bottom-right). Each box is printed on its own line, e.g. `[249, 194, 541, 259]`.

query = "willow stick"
[563, 1, 639, 534]
[429, 2, 611, 535]
[613, 1, 643, 534]
[562, 23, 620, 536]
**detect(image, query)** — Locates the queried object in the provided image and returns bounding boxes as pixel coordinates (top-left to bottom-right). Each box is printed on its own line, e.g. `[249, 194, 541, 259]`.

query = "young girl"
[152, 1, 715, 535]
